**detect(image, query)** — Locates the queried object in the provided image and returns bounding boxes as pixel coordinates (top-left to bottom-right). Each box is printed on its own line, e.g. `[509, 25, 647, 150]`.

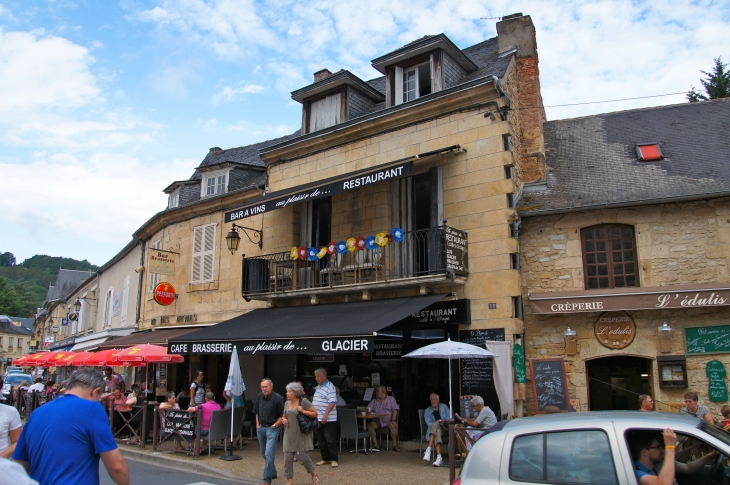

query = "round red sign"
[154, 282, 176, 306]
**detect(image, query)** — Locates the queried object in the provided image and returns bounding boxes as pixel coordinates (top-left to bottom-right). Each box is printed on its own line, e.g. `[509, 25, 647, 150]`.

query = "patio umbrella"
[83, 349, 123, 367]
[23, 353, 48, 367]
[13, 355, 31, 365]
[115, 344, 184, 364]
[37, 352, 73, 367]
[221, 345, 245, 461]
[402, 338, 498, 417]
[52, 352, 78, 367]
[62, 352, 94, 367]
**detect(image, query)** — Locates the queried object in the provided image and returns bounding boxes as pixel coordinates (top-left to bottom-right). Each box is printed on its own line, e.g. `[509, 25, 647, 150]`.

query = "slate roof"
[517, 99, 730, 216]
[44, 269, 95, 303]
[193, 132, 302, 175]
[0, 316, 34, 336]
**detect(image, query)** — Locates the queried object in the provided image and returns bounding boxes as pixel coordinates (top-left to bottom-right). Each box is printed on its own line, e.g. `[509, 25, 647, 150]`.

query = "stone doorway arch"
[586, 355, 653, 411]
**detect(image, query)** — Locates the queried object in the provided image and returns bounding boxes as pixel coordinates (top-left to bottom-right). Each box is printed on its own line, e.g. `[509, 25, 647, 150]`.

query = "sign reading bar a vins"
[445, 227, 468, 276]
[225, 162, 414, 222]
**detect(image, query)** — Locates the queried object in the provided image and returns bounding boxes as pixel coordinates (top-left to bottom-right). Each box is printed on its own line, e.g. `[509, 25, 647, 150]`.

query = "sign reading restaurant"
[529, 283, 730, 314]
[169, 336, 374, 355]
[224, 161, 414, 223]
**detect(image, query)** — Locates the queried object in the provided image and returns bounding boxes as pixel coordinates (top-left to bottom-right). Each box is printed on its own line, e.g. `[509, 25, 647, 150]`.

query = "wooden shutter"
[121, 276, 130, 324]
[395, 67, 403, 105]
[192, 224, 216, 283]
[309, 93, 341, 132]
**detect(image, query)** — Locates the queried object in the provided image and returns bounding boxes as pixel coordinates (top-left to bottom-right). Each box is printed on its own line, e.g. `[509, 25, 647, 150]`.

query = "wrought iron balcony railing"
[242, 226, 468, 296]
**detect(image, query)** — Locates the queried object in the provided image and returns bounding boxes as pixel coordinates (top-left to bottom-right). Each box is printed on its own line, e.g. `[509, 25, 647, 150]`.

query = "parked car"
[4, 366, 23, 376]
[0, 373, 32, 403]
[455, 411, 730, 485]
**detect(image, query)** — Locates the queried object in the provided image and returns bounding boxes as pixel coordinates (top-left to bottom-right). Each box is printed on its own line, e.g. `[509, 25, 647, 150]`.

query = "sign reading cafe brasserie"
[169, 336, 374, 355]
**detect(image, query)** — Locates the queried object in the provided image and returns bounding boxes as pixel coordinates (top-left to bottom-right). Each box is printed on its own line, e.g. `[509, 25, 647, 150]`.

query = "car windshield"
[4, 375, 32, 385]
[698, 420, 730, 447]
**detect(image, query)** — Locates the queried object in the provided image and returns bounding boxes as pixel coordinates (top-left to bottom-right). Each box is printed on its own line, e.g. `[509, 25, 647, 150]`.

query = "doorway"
[586, 356, 653, 411]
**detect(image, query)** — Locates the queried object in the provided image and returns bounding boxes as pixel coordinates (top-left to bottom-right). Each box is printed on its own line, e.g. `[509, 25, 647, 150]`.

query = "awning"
[98, 327, 199, 350]
[168, 294, 446, 355]
[71, 337, 111, 352]
[528, 282, 730, 314]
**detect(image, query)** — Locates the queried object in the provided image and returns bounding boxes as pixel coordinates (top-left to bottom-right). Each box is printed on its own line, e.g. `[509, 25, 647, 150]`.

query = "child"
[721, 405, 730, 428]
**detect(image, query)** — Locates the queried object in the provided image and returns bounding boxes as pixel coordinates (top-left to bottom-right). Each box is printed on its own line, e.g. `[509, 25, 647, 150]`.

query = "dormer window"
[201, 169, 229, 198]
[398, 61, 432, 104]
[168, 188, 180, 209]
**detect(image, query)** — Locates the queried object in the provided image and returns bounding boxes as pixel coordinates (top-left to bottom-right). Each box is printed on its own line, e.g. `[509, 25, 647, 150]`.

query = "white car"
[4, 366, 23, 377]
[0, 373, 32, 403]
[455, 411, 730, 485]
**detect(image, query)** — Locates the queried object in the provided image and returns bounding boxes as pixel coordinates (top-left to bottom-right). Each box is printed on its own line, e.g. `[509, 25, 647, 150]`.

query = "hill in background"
[0, 252, 98, 318]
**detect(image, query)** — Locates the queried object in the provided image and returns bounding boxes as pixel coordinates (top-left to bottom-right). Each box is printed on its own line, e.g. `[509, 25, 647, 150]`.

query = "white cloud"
[225, 121, 294, 138]
[211, 83, 265, 104]
[0, 152, 197, 244]
[0, 29, 101, 113]
[148, 64, 198, 97]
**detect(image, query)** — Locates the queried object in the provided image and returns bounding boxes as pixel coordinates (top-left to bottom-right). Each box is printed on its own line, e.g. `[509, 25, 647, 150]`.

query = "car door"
[500, 427, 629, 485]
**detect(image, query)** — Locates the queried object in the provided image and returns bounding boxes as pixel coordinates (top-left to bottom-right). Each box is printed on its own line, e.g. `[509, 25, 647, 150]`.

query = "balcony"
[242, 226, 468, 300]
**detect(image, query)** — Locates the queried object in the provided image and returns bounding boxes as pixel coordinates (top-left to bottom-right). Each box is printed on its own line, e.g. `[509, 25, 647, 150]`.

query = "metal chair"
[203, 408, 231, 457]
[375, 409, 398, 450]
[339, 408, 370, 454]
[231, 405, 245, 450]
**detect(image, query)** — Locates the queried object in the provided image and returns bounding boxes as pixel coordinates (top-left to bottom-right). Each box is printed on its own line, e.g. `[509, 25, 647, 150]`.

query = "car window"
[4, 375, 32, 385]
[510, 430, 618, 485]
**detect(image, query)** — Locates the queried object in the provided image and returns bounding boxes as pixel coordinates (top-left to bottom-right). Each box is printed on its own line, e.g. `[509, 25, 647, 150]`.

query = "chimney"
[497, 14, 547, 184]
[313, 69, 333, 83]
[209, 147, 222, 153]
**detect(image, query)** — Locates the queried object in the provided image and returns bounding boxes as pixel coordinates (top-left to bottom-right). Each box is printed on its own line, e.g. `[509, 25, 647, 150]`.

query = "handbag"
[296, 411, 320, 434]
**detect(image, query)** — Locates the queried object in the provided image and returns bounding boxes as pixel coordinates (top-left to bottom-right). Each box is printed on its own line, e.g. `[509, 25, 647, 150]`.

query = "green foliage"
[687, 57, 730, 102]
[0, 252, 16, 266]
[0, 254, 98, 318]
[0, 276, 23, 316]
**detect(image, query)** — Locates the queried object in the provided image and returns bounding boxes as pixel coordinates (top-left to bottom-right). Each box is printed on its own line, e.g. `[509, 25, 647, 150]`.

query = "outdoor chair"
[203, 408, 231, 457]
[243, 399, 256, 441]
[319, 253, 343, 286]
[270, 260, 293, 291]
[339, 408, 370, 454]
[231, 405, 245, 450]
[418, 408, 448, 464]
[375, 409, 398, 450]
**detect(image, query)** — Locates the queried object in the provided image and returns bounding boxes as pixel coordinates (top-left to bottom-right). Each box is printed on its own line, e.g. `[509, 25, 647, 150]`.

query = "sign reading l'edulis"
[594, 311, 636, 350]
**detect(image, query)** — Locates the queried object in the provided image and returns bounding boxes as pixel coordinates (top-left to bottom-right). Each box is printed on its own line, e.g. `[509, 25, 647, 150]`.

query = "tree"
[0, 252, 16, 266]
[0, 275, 23, 316]
[687, 57, 730, 102]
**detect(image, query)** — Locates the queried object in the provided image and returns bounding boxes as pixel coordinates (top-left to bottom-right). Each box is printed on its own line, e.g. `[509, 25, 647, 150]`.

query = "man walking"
[313, 368, 338, 468]
[254, 378, 284, 485]
[12, 368, 130, 485]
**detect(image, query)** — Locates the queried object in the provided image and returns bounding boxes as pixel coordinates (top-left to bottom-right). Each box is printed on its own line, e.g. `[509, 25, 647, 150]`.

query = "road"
[99, 458, 254, 485]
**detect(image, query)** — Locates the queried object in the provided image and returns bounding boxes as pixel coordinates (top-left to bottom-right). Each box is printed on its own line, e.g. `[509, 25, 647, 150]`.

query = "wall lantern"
[73, 296, 97, 312]
[658, 322, 673, 353]
[564, 327, 577, 356]
[225, 223, 263, 254]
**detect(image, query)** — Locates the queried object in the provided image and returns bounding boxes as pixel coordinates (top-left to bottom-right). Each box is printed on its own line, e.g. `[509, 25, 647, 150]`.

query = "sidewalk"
[119, 439, 453, 485]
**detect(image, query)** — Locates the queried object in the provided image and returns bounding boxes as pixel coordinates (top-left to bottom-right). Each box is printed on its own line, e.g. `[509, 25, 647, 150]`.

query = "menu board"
[161, 410, 197, 442]
[529, 358, 570, 413]
[445, 227, 469, 276]
[459, 329, 504, 415]
[685, 325, 730, 354]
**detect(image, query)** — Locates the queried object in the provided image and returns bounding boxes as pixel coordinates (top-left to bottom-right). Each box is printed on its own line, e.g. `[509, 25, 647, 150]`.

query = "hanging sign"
[513, 343, 526, 383]
[225, 161, 414, 222]
[707, 360, 728, 402]
[594, 311, 636, 350]
[61, 318, 68, 327]
[445, 226, 469, 276]
[154, 282, 176, 306]
[149, 248, 177, 276]
[68, 312, 78, 322]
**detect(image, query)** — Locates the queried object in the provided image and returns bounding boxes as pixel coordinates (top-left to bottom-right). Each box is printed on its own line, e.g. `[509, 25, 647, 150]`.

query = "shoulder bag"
[296, 411, 320, 434]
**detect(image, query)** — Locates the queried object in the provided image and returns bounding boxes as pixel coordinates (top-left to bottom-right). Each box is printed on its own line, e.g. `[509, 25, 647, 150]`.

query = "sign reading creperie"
[529, 284, 730, 314]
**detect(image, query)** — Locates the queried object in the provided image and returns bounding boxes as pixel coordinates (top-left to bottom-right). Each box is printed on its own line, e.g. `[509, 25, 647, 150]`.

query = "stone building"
[0, 315, 33, 371]
[517, 98, 730, 416]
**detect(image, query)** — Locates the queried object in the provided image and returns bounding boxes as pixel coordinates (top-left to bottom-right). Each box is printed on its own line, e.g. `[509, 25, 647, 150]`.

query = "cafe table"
[354, 413, 388, 454]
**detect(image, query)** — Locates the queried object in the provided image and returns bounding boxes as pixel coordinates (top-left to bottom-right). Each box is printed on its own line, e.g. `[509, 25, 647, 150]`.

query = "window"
[102, 288, 113, 328]
[121, 276, 130, 325]
[168, 189, 180, 209]
[395, 61, 432, 105]
[309, 93, 341, 132]
[191, 223, 216, 283]
[17, 338, 22, 349]
[581, 224, 638, 289]
[636, 143, 663, 161]
[510, 430, 618, 484]
[149, 239, 161, 292]
[0, 336, 3, 346]
[201, 170, 229, 198]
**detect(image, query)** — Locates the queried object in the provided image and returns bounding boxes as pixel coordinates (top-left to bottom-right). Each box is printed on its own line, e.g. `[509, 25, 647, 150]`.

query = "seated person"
[720, 404, 730, 428]
[422, 393, 450, 467]
[105, 386, 131, 436]
[160, 391, 180, 411]
[335, 386, 346, 406]
[456, 396, 497, 430]
[187, 391, 221, 438]
[367, 385, 400, 452]
[28, 378, 45, 393]
[628, 428, 718, 485]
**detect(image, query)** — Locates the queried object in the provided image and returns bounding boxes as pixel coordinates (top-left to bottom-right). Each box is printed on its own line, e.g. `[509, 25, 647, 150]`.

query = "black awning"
[168, 294, 445, 355]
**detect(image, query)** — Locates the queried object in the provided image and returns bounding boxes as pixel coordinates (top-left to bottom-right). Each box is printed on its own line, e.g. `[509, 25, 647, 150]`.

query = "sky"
[0, 0, 727, 267]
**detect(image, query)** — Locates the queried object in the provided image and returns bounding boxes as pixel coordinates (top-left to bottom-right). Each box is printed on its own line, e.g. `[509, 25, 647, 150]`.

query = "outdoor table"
[355, 413, 388, 454]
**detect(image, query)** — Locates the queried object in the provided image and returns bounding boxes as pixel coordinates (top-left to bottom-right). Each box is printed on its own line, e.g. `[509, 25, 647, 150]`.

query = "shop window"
[657, 355, 688, 389]
[581, 224, 638, 290]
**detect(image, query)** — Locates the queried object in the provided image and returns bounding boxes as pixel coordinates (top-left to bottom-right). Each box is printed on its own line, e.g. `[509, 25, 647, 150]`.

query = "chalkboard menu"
[445, 227, 468, 276]
[529, 358, 570, 413]
[685, 325, 730, 354]
[459, 328, 504, 416]
[161, 409, 197, 442]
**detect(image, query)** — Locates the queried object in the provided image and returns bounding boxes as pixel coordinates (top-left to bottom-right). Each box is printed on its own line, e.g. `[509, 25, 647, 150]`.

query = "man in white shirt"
[0, 402, 22, 458]
[28, 378, 45, 393]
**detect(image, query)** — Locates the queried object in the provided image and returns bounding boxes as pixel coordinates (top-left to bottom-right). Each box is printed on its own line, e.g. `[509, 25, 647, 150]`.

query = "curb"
[118, 447, 259, 484]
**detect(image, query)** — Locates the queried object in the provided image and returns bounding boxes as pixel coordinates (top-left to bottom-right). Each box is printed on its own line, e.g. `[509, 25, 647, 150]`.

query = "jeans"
[257, 426, 281, 483]
[315, 421, 339, 462]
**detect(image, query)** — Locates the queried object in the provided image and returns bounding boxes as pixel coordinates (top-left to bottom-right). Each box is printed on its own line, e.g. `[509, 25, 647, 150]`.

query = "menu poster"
[459, 329, 504, 416]
[363, 388, 375, 402]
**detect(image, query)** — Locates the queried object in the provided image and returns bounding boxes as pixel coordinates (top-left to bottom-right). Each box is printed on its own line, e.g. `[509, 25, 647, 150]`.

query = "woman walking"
[281, 382, 320, 485]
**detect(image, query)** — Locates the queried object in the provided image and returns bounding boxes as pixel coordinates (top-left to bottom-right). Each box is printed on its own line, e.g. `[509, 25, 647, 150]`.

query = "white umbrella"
[402, 338, 497, 417]
[221, 345, 246, 461]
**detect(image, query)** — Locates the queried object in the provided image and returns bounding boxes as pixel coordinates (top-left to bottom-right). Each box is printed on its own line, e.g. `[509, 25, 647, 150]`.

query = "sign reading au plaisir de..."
[168, 336, 374, 355]
[224, 162, 414, 223]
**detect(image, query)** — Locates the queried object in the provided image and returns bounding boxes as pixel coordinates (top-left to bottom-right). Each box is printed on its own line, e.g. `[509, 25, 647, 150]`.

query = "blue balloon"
[336, 241, 348, 254]
[392, 227, 404, 242]
[365, 236, 377, 249]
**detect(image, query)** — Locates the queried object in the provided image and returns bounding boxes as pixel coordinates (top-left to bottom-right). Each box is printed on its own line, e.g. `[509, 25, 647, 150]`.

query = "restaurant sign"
[372, 339, 404, 360]
[445, 227, 468, 276]
[224, 162, 414, 223]
[168, 336, 374, 355]
[397, 299, 471, 325]
[149, 248, 176, 276]
[594, 312, 636, 350]
[529, 285, 730, 314]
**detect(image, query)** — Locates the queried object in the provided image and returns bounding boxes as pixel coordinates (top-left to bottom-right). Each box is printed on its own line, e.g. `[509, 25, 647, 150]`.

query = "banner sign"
[225, 161, 414, 223]
[372, 339, 403, 360]
[169, 336, 374, 355]
[396, 299, 471, 326]
[149, 249, 176, 276]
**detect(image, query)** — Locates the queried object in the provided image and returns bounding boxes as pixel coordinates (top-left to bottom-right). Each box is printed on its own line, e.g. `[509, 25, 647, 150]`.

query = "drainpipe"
[92, 272, 100, 334]
[135, 236, 145, 328]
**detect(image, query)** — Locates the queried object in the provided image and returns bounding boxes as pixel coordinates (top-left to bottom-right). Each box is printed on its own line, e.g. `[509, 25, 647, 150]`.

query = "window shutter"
[430, 54, 435, 93]
[395, 67, 403, 105]
[121, 276, 130, 324]
[192, 224, 216, 283]
[191, 226, 203, 282]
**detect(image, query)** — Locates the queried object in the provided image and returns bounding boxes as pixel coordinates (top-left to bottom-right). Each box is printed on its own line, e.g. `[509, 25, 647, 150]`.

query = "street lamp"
[225, 223, 263, 254]
[564, 327, 577, 356]
[73, 296, 96, 312]
[658, 322, 673, 353]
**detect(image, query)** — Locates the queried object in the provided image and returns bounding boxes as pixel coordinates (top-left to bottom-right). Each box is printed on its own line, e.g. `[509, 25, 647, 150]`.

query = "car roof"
[495, 411, 700, 432]
[4, 374, 32, 381]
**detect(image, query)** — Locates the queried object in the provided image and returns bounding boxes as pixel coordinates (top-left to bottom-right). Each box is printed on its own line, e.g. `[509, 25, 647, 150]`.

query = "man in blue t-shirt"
[13, 368, 129, 485]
